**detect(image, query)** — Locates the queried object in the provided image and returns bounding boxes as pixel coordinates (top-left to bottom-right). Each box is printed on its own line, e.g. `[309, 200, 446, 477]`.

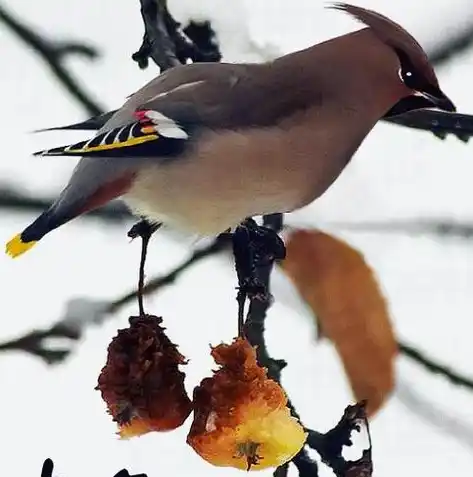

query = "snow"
[1, 0, 473, 476]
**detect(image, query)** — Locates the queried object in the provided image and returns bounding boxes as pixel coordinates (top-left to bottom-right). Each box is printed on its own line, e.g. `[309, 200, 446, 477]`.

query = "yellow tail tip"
[5, 234, 37, 258]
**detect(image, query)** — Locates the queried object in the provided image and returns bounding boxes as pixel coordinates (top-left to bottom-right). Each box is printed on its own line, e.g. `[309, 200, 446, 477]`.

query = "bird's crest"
[329, 3, 439, 88]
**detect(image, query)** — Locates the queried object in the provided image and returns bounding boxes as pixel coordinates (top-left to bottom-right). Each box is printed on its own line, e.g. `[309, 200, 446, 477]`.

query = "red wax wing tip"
[134, 110, 149, 121]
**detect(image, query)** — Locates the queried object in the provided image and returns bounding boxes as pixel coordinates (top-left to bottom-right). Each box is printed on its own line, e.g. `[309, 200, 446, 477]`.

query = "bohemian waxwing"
[6, 3, 455, 257]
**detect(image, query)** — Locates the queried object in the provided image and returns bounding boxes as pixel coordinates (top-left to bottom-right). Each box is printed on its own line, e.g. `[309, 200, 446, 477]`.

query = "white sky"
[1, 1, 473, 476]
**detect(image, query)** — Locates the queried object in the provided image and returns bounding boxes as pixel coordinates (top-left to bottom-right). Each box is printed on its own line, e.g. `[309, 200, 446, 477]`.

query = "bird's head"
[330, 3, 456, 117]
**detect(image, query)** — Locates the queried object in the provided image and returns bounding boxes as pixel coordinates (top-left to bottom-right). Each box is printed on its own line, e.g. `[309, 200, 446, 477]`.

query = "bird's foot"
[232, 218, 286, 336]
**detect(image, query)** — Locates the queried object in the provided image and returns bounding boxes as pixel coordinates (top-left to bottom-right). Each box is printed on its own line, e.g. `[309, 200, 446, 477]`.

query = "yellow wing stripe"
[72, 134, 159, 153]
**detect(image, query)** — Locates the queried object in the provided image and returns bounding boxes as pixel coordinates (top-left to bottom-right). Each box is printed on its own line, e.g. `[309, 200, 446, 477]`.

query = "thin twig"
[0, 236, 230, 364]
[133, 0, 221, 70]
[384, 109, 473, 142]
[107, 234, 230, 314]
[138, 233, 150, 315]
[133, 0, 180, 70]
[0, 323, 80, 364]
[0, 4, 103, 116]
[40, 458, 147, 477]
[396, 379, 473, 449]
[429, 21, 473, 66]
[127, 220, 162, 315]
[0, 185, 129, 221]
[40, 459, 54, 477]
[316, 218, 473, 238]
[306, 402, 373, 477]
[399, 341, 473, 390]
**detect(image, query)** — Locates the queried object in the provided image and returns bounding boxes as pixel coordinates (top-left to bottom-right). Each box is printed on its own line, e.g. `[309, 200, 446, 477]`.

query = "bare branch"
[399, 341, 473, 390]
[0, 236, 229, 364]
[40, 458, 147, 477]
[0, 322, 80, 365]
[132, 0, 221, 70]
[108, 234, 230, 314]
[0, 3, 103, 115]
[133, 0, 180, 70]
[429, 21, 473, 66]
[319, 218, 473, 238]
[0, 185, 129, 221]
[384, 109, 473, 142]
[396, 379, 473, 449]
[306, 403, 373, 477]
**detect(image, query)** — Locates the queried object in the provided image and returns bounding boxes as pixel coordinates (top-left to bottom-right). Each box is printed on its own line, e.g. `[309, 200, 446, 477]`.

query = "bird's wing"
[33, 62, 256, 159]
[33, 110, 190, 158]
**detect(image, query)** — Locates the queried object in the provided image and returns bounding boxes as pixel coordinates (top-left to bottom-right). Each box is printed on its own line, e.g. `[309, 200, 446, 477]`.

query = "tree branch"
[40, 458, 147, 477]
[132, 0, 180, 70]
[132, 0, 220, 70]
[0, 3, 103, 116]
[384, 109, 473, 142]
[428, 21, 473, 66]
[0, 322, 80, 365]
[0, 185, 129, 221]
[0, 235, 231, 364]
[230, 215, 373, 476]
[319, 218, 473, 238]
[399, 341, 473, 390]
[396, 379, 473, 449]
[306, 403, 372, 477]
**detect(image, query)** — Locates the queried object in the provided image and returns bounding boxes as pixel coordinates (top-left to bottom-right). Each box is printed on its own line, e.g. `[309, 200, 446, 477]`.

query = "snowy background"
[1, 0, 473, 476]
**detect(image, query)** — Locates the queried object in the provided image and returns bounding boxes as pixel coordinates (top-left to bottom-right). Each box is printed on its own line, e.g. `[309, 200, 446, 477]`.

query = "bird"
[5, 3, 456, 258]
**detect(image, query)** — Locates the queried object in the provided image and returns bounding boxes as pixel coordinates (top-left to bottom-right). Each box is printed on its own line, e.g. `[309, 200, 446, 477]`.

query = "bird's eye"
[398, 67, 417, 88]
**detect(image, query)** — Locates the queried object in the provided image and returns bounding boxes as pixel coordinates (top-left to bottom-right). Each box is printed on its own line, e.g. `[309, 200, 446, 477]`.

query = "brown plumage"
[6, 3, 455, 257]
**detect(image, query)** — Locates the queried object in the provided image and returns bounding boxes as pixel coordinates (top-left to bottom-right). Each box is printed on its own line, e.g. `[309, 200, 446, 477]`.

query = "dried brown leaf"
[282, 229, 398, 416]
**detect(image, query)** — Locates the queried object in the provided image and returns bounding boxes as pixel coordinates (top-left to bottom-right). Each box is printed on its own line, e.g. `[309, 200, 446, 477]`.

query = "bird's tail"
[6, 234, 37, 258]
[6, 167, 135, 259]
[5, 209, 68, 258]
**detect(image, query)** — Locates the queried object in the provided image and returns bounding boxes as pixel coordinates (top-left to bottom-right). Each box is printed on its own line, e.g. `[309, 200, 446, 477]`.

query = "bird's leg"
[232, 218, 286, 336]
[127, 219, 162, 316]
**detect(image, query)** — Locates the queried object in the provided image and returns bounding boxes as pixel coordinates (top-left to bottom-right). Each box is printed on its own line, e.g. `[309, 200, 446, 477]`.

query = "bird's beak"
[415, 87, 456, 112]
[383, 85, 456, 118]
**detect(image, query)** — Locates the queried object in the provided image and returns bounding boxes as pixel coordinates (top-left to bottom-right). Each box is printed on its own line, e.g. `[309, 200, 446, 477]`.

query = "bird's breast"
[123, 120, 368, 235]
